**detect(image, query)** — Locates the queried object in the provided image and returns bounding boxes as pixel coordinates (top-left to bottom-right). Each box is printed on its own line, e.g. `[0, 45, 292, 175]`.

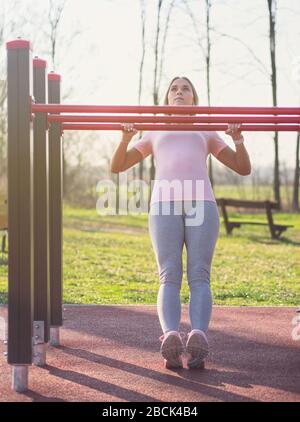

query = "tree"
[138, 0, 147, 183]
[148, 0, 176, 209]
[267, 0, 281, 207]
[180, 0, 215, 186]
[201, 0, 281, 206]
[44, 0, 83, 200]
[292, 131, 299, 211]
[292, 65, 300, 211]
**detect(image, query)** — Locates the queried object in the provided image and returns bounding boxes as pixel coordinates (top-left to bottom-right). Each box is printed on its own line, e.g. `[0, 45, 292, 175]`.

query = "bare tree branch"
[180, 0, 207, 59]
[48, 0, 66, 69]
[210, 29, 270, 77]
[153, 0, 163, 104]
[158, 0, 176, 89]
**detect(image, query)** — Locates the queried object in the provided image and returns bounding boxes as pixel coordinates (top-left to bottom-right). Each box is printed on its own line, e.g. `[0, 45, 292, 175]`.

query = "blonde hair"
[163, 76, 199, 106]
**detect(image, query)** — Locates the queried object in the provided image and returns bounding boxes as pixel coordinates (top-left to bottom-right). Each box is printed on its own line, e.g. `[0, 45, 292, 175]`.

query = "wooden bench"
[216, 198, 293, 239]
[0, 194, 8, 253]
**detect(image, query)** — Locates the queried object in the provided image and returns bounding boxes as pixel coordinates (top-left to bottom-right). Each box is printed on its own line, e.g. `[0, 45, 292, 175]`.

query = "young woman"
[110, 76, 251, 370]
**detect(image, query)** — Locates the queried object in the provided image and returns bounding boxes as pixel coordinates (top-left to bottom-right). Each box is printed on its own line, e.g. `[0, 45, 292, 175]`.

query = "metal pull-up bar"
[60, 123, 300, 132]
[31, 103, 300, 132]
[32, 103, 300, 115]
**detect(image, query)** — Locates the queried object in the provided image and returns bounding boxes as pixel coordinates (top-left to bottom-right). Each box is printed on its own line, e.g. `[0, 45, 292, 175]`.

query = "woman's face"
[167, 78, 194, 106]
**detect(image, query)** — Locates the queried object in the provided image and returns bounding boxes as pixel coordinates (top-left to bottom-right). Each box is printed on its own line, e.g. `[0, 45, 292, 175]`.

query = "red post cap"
[6, 39, 31, 50]
[33, 57, 47, 68]
[48, 72, 61, 82]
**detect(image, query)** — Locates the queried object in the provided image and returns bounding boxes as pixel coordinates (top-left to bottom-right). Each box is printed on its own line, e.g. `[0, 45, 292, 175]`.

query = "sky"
[1, 0, 300, 171]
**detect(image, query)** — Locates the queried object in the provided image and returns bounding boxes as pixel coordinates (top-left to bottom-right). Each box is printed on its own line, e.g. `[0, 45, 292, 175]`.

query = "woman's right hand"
[121, 123, 138, 143]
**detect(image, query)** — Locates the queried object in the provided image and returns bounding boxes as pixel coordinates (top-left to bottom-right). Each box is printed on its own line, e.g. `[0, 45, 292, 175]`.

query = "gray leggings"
[148, 200, 220, 335]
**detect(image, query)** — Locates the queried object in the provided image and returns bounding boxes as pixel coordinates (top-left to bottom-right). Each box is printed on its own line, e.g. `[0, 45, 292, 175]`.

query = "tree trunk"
[206, 0, 214, 188]
[292, 132, 300, 211]
[267, 0, 281, 207]
[137, 0, 147, 185]
[116, 172, 120, 215]
[147, 0, 175, 211]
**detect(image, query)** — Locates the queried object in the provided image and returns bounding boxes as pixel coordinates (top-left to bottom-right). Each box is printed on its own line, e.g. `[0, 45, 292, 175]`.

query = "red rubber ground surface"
[0, 305, 299, 402]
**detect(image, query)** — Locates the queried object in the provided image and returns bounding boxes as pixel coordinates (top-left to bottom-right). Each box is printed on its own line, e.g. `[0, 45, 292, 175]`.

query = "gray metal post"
[32, 57, 50, 365]
[48, 72, 63, 346]
[6, 39, 33, 392]
[12, 366, 29, 393]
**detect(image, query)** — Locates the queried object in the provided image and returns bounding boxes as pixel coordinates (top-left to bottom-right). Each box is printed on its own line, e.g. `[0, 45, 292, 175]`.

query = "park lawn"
[0, 204, 299, 306]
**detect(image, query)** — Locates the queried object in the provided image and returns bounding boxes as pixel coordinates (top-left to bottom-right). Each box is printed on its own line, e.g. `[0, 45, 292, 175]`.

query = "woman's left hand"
[225, 123, 242, 141]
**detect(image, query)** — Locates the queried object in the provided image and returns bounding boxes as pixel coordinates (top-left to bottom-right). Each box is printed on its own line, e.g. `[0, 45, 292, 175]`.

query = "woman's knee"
[187, 266, 211, 287]
[159, 280, 182, 291]
[159, 265, 182, 288]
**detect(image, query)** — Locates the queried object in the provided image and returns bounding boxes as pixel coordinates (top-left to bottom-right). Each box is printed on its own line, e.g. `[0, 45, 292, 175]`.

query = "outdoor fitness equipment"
[5, 38, 300, 392]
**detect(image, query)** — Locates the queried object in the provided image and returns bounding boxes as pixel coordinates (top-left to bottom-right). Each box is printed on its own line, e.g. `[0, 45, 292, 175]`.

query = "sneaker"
[186, 329, 209, 369]
[159, 331, 186, 369]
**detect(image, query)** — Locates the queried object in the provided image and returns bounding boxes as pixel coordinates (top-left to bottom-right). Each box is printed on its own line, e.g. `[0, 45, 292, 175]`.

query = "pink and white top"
[133, 130, 228, 206]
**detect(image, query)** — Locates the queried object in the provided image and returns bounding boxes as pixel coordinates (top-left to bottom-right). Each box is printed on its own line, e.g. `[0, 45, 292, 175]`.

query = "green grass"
[0, 202, 299, 306]
[213, 184, 294, 209]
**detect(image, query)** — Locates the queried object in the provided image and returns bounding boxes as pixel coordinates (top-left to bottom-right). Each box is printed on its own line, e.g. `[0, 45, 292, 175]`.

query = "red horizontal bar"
[32, 104, 300, 115]
[49, 115, 300, 124]
[61, 123, 300, 132]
